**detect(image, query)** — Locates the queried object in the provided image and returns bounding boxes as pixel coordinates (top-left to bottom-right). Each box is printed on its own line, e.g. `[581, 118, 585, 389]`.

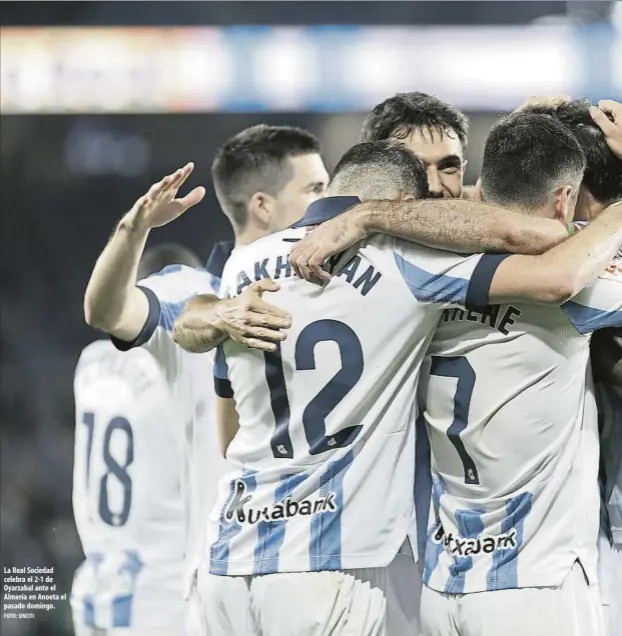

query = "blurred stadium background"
[0, 2, 621, 635]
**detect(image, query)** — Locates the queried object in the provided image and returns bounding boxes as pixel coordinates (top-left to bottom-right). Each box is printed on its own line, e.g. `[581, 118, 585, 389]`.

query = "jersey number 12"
[264, 319, 364, 458]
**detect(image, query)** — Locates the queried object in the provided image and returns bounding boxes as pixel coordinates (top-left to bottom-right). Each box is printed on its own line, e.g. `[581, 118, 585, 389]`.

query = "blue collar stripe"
[292, 196, 361, 228]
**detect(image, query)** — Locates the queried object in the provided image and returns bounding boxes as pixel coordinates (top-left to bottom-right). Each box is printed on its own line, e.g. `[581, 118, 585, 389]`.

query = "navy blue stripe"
[206, 241, 234, 278]
[215, 378, 233, 398]
[292, 196, 360, 228]
[109, 286, 160, 351]
[214, 344, 229, 379]
[466, 254, 511, 313]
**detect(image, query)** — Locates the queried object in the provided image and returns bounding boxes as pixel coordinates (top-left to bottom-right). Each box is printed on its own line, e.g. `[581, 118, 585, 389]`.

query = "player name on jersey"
[234, 253, 383, 297]
[440, 305, 522, 335]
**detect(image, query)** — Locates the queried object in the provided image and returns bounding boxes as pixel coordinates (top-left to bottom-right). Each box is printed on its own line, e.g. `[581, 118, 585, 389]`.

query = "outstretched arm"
[485, 202, 622, 305]
[289, 198, 567, 284]
[172, 280, 292, 353]
[84, 163, 205, 340]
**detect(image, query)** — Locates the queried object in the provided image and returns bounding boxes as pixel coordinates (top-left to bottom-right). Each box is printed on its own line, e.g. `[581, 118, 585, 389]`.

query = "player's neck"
[574, 189, 608, 222]
[235, 226, 272, 247]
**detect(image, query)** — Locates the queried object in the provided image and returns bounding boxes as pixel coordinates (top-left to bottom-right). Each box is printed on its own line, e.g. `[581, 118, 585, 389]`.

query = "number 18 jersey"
[72, 340, 185, 629]
[208, 196, 503, 577]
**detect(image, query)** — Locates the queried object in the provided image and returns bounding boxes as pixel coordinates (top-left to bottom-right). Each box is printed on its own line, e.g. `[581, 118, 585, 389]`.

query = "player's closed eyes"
[441, 167, 460, 175]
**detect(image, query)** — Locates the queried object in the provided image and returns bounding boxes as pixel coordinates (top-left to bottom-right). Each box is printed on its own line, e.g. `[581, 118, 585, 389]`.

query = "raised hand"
[590, 99, 622, 160]
[127, 163, 206, 230]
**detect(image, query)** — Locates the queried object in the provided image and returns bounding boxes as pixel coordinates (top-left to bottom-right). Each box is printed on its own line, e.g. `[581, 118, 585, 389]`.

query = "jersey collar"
[205, 240, 235, 278]
[291, 196, 361, 228]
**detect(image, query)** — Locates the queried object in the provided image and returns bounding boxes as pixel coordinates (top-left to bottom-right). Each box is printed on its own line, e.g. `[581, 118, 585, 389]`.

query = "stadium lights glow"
[0, 26, 617, 114]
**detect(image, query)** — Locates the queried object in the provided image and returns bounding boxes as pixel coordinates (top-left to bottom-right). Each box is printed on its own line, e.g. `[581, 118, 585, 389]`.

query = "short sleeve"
[391, 239, 511, 312]
[562, 259, 622, 334]
[111, 265, 218, 365]
[213, 344, 233, 398]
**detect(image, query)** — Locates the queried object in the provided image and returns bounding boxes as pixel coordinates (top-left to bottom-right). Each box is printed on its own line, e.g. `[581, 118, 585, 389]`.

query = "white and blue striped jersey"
[72, 340, 185, 629]
[111, 262, 230, 598]
[597, 382, 622, 546]
[421, 254, 622, 593]
[208, 196, 505, 576]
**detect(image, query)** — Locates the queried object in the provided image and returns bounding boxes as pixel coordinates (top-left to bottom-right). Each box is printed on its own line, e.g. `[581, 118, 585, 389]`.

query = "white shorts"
[421, 560, 605, 636]
[599, 531, 622, 636]
[185, 576, 206, 636]
[199, 541, 422, 636]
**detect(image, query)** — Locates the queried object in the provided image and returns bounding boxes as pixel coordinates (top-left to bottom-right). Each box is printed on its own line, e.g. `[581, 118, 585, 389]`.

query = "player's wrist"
[118, 210, 152, 235]
[351, 202, 380, 237]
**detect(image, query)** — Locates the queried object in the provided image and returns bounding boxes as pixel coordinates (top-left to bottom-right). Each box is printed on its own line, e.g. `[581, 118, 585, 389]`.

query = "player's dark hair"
[329, 140, 429, 200]
[137, 243, 202, 280]
[481, 112, 586, 209]
[211, 125, 322, 231]
[521, 100, 622, 205]
[361, 92, 469, 148]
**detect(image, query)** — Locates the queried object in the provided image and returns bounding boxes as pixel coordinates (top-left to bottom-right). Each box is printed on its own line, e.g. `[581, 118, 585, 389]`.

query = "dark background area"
[1, 2, 620, 635]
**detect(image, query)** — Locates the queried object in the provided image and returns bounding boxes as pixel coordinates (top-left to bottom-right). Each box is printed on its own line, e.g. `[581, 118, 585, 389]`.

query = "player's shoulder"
[76, 339, 114, 368]
[139, 264, 218, 298]
[77, 338, 159, 370]
[221, 228, 304, 280]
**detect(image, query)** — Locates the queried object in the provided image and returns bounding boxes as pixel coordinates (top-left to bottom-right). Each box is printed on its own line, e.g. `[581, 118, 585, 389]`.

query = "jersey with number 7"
[420, 255, 622, 594]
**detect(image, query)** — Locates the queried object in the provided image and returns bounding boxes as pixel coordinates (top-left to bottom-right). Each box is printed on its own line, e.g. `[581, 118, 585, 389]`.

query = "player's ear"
[554, 185, 574, 223]
[248, 191, 275, 228]
[400, 192, 415, 202]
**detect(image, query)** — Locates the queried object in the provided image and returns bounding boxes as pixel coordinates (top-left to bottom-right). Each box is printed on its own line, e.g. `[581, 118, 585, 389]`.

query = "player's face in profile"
[396, 127, 465, 199]
[273, 153, 329, 228]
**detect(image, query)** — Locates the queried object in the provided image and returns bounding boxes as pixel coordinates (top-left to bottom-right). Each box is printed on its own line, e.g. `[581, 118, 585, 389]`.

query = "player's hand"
[126, 163, 206, 231]
[289, 207, 368, 285]
[514, 95, 571, 112]
[215, 279, 292, 352]
[590, 99, 622, 160]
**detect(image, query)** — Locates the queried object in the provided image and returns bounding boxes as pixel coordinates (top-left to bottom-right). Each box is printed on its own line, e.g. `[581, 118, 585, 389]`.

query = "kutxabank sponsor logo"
[431, 522, 517, 557]
[224, 479, 337, 525]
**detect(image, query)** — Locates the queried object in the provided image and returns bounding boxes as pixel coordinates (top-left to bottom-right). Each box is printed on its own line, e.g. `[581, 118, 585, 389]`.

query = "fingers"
[289, 244, 331, 285]
[248, 279, 281, 295]
[238, 337, 279, 353]
[169, 162, 195, 193]
[599, 100, 622, 123]
[242, 313, 289, 338]
[144, 163, 194, 201]
[245, 306, 291, 328]
[307, 250, 332, 283]
[590, 105, 618, 137]
[177, 186, 206, 210]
